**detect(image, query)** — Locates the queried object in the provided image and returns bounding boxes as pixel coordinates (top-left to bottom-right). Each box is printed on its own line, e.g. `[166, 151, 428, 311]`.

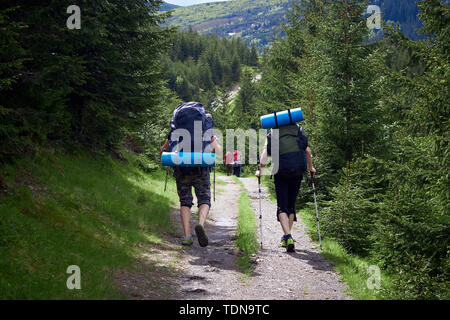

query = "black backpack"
[267, 124, 308, 178]
[168, 102, 214, 176]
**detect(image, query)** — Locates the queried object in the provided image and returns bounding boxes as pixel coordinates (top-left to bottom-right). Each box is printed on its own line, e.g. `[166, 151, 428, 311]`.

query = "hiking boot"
[195, 224, 209, 247]
[280, 236, 286, 248]
[286, 237, 295, 252]
[182, 237, 194, 246]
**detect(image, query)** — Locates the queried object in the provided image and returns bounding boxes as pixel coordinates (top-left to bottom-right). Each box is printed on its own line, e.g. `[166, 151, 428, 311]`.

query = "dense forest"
[242, 0, 448, 299]
[0, 0, 448, 300]
[163, 30, 258, 105]
[0, 1, 256, 161]
[0, 0, 172, 158]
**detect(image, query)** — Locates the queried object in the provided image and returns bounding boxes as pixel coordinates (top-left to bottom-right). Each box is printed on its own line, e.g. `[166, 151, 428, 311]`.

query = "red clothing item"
[225, 152, 232, 165]
[233, 150, 239, 161]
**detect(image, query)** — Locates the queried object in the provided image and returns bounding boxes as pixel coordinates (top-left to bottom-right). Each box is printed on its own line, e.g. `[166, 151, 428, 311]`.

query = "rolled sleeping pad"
[260, 108, 304, 129]
[161, 152, 216, 167]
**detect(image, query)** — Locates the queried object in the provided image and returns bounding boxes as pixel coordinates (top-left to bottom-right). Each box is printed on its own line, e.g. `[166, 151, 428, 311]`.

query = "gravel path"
[170, 175, 350, 300]
[172, 175, 244, 299]
[115, 175, 350, 300]
[237, 177, 350, 300]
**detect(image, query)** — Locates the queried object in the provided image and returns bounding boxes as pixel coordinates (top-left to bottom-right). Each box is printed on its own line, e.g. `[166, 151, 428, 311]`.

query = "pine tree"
[314, 0, 385, 185]
[0, 0, 171, 152]
[372, 0, 450, 299]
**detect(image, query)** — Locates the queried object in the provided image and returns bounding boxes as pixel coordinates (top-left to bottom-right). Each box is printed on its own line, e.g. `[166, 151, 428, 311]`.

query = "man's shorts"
[174, 169, 211, 209]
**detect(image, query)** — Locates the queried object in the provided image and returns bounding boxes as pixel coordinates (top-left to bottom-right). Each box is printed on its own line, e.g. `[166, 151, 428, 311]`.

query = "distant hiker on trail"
[233, 149, 242, 177]
[161, 103, 222, 247]
[255, 123, 315, 252]
[225, 151, 233, 176]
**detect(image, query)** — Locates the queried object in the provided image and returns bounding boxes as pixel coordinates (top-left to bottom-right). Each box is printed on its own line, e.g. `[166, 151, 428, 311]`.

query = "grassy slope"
[0, 149, 178, 299]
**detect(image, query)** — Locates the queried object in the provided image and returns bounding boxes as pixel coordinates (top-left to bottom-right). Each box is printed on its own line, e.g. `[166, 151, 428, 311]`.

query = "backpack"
[267, 124, 308, 178]
[168, 102, 214, 176]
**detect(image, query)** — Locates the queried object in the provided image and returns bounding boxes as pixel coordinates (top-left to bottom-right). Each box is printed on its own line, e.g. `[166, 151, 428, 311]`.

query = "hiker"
[225, 151, 233, 176]
[160, 103, 222, 247]
[255, 123, 316, 252]
[233, 149, 242, 177]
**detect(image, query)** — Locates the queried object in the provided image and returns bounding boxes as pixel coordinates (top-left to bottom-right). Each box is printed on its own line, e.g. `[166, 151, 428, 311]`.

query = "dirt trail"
[116, 175, 350, 300]
[237, 177, 350, 300]
[172, 175, 350, 300]
[172, 175, 243, 299]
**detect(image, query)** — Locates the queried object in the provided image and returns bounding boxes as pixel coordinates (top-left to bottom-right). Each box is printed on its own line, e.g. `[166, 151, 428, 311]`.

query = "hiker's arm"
[159, 139, 170, 158]
[255, 147, 268, 178]
[305, 147, 316, 175]
[210, 136, 222, 155]
[161, 139, 170, 155]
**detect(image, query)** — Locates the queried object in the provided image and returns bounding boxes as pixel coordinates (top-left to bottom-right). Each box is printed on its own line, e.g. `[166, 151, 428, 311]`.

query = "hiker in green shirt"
[255, 124, 316, 252]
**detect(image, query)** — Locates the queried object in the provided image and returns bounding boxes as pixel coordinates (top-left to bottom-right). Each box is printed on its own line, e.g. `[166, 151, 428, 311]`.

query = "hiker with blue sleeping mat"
[255, 108, 316, 252]
[161, 103, 222, 247]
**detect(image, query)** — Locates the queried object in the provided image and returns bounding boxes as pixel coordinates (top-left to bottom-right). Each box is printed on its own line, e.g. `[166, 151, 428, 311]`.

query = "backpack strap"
[273, 112, 279, 128]
[288, 109, 293, 125]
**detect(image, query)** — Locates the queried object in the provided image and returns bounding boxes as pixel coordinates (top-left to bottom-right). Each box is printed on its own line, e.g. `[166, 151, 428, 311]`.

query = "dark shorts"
[274, 173, 303, 222]
[174, 169, 211, 209]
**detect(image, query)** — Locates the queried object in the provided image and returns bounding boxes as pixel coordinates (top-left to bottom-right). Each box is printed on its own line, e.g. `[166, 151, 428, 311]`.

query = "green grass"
[232, 177, 259, 276]
[298, 206, 394, 300]
[0, 149, 178, 299]
[212, 177, 228, 186]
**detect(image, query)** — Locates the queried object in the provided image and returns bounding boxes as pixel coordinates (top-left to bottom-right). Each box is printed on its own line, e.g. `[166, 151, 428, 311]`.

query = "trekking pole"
[213, 166, 216, 202]
[311, 173, 322, 250]
[164, 168, 169, 192]
[258, 175, 263, 250]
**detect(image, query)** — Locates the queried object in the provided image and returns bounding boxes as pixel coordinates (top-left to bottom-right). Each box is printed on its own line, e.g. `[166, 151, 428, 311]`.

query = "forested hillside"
[245, 0, 449, 299]
[375, 0, 424, 39]
[160, 1, 180, 11]
[166, 0, 292, 48]
[0, 1, 170, 157]
[167, 0, 425, 49]
[163, 30, 258, 106]
[0, 0, 448, 301]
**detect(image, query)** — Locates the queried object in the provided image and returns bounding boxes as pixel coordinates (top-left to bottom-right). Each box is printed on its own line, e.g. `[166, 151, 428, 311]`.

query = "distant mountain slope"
[375, 0, 424, 40]
[166, 0, 424, 49]
[166, 0, 291, 48]
[160, 1, 181, 11]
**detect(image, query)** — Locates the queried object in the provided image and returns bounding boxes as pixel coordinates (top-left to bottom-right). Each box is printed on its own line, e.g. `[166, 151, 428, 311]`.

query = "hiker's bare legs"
[198, 204, 210, 226]
[289, 214, 295, 233]
[181, 204, 209, 237]
[278, 213, 291, 235]
[180, 206, 192, 237]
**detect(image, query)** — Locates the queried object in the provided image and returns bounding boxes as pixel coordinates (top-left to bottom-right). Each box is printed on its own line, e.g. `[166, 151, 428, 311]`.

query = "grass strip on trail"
[232, 177, 259, 276]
